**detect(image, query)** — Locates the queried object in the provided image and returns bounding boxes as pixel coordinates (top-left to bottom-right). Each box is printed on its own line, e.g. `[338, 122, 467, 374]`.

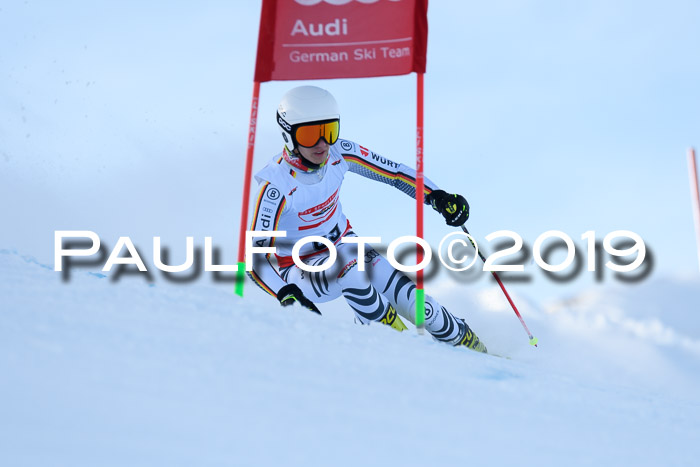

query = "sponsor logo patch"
[298, 188, 339, 223]
[278, 116, 291, 131]
[337, 259, 357, 279]
[364, 249, 380, 263]
[266, 188, 280, 200]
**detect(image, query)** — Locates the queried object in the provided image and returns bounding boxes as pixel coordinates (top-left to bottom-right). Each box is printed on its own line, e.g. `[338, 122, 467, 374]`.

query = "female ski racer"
[247, 85, 486, 352]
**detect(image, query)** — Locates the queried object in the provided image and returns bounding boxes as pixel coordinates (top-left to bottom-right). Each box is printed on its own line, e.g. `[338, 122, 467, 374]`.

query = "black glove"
[276, 284, 321, 315]
[426, 189, 470, 226]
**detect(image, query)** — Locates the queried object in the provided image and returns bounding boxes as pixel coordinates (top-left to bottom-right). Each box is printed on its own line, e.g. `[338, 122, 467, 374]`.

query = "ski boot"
[454, 319, 487, 353]
[380, 305, 408, 332]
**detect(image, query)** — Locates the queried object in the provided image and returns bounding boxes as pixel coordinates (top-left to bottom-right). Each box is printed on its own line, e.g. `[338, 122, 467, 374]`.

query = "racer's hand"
[276, 284, 321, 315]
[426, 189, 470, 226]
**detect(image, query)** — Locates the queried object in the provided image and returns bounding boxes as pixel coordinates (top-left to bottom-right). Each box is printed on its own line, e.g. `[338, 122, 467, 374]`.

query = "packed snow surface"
[1, 250, 698, 466]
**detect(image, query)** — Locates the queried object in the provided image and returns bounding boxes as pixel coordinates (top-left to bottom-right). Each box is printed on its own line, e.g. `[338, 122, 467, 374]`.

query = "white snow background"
[2, 249, 699, 466]
[2, 1, 700, 466]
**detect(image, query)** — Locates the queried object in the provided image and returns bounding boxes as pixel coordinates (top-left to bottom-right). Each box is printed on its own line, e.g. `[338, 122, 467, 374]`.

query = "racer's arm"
[339, 139, 470, 226]
[246, 182, 288, 297]
[247, 182, 323, 313]
[339, 139, 438, 204]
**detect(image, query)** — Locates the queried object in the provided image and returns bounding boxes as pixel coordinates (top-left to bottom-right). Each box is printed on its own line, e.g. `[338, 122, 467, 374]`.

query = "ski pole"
[460, 225, 538, 347]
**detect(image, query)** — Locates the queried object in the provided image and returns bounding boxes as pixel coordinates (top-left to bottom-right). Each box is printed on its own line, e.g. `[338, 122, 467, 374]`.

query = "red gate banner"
[254, 0, 428, 82]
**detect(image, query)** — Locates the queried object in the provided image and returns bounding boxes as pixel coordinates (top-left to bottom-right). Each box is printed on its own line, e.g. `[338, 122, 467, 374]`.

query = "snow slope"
[1, 249, 698, 467]
[3, 1, 700, 465]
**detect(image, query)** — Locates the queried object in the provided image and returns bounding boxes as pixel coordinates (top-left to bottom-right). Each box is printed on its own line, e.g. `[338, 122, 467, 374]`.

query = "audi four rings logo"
[294, 0, 402, 4]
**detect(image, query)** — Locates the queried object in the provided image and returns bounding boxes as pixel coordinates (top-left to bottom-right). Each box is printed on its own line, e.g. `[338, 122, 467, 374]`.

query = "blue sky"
[1, 0, 699, 302]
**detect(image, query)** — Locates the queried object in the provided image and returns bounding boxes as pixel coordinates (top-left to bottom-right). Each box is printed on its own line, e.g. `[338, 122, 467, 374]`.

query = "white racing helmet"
[277, 86, 340, 171]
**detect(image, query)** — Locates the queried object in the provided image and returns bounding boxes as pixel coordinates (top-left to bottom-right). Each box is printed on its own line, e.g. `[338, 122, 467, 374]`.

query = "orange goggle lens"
[294, 120, 340, 148]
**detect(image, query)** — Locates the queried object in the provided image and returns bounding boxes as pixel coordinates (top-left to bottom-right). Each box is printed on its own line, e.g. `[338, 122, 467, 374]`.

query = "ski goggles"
[293, 119, 340, 148]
